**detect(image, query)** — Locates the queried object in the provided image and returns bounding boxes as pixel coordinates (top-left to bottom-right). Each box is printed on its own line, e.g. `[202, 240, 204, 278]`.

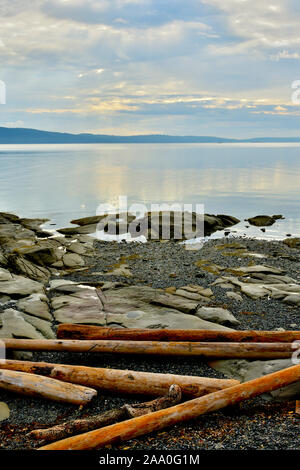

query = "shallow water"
[0, 142, 300, 239]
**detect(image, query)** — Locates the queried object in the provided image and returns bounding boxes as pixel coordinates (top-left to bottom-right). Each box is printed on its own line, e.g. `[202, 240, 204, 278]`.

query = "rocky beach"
[0, 210, 300, 450]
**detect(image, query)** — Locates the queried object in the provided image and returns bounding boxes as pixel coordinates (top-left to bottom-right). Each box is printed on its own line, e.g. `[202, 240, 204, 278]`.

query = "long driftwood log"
[28, 385, 181, 443]
[57, 325, 300, 343]
[39, 363, 300, 450]
[0, 359, 239, 397]
[0, 369, 97, 405]
[1, 338, 295, 359]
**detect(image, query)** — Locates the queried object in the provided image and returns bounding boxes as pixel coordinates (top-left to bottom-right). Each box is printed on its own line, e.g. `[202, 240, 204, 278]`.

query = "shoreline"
[0, 211, 300, 450]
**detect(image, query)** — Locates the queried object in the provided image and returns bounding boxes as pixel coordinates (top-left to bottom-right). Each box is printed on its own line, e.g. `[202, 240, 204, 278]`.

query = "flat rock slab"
[51, 284, 234, 331]
[196, 306, 240, 327]
[0, 309, 46, 339]
[208, 358, 300, 401]
[0, 274, 44, 296]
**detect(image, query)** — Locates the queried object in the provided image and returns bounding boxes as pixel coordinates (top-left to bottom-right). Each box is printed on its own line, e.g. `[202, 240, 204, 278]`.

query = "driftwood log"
[0, 359, 239, 397]
[39, 363, 300, 450]
[0, 369, 97, 405]
[28, 385, 181, 443]
[57, 325, 300, 343]
[1, 338, 295, 359]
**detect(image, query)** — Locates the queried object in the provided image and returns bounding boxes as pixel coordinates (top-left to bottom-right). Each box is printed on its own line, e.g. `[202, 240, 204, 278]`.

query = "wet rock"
[245, 215, 280, 227]
[57, 224, 98, 235]
[19, 218, 49, 232]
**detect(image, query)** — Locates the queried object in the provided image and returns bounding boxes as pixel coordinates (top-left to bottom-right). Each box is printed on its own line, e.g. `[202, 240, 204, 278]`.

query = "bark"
[0, 359, 239, 397]
[28, 385, 181, 443]
[0, 369, 97, 405]
[57, 325, 300, 343]
[1, 338, 295, 359]
[296, 400, 300, 416]
[38, 363, 300, 450]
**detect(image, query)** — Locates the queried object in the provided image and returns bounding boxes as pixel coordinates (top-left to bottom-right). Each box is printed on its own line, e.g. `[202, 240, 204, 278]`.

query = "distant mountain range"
[1, 126, 300, 144]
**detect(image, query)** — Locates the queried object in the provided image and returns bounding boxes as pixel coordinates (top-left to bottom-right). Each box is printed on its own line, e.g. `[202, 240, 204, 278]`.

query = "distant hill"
[1, 126, 300, 144]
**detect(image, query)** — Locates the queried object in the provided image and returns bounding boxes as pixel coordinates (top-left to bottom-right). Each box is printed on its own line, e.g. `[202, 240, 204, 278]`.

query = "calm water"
[0, 143, 300, 239]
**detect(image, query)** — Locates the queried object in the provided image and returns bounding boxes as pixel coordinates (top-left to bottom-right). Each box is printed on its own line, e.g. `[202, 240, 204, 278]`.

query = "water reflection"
[0, 143, 299, 239]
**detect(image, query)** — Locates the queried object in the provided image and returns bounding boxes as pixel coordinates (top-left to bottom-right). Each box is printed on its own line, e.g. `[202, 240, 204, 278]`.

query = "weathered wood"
[0, 369, 97, 405]
[28, 385, 181, 443]
[0, 359, 239, 397]
[57, 325, 300, 343]
[38, 363, 300, 450]
[1, 338, 295, 359]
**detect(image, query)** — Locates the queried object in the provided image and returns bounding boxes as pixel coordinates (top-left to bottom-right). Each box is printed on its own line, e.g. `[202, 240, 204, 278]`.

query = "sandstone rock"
[0, 403, 10, 422]
[0, 309, 45, 339]
[19, 218, 49, 232]
[196, 306, 240, 327]
[151, 293, 199, 314]
[240, 284, 270, 299]
[208, 358, 300, 400]
[62, 252, 85, 268]
[106, 310, 234, 331]
[21, 312, 55, 339]
[17, 293, 51, 320]
[0, 268, 12, 282]
[57, 224, 98, 235]
[226, 291, 243, 302]
[7, 255, 51, 282]
[232, 265, 283, 275]
[105, 264, 133, 277]
[283, 238, 300, 249]
[246, 215, 277, 227]
[70, 215, 109, 226]
[0, 274, 44, 296]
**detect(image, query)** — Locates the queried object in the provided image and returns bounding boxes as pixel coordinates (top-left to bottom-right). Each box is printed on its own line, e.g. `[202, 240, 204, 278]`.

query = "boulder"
[62, 253, 85, 268]
[246, 215, 278, 227]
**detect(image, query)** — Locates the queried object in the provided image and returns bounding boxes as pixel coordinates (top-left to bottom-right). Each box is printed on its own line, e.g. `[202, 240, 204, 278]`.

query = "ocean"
[0, 142, 300, 239]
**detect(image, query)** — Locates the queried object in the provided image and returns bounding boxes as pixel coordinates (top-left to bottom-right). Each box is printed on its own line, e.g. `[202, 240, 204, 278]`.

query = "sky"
[1, 0, 300, 137]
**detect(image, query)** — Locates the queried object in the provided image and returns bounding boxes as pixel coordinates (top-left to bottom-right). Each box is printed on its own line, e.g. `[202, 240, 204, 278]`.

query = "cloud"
[202, 0, 300, 56]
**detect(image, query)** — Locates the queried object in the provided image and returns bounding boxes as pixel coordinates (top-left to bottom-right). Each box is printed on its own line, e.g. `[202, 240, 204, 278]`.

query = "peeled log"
[0, 369, 97, 405]
[1, 338, 295, 359]
[58, 325, 300, 343]
[39, 363, 300, 450]
[0, 359, 239, 398]
[28, 385, 181, 443]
